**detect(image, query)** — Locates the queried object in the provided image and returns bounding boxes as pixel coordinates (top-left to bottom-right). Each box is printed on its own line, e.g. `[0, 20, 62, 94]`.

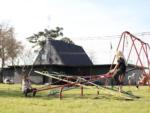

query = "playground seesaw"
[49, 71, 140, 99]
[30, 71, 139, 100]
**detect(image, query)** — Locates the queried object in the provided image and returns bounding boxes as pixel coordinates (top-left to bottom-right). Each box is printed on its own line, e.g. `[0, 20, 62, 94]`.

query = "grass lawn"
[0, 84, 150, 113]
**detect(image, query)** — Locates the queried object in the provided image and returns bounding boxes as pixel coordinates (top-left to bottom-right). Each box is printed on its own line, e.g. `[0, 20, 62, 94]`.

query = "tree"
[18, 48, 36, 66]
[61, 37, 74, 44]
[6, 29, 23, 65]
[0, 24, 23, 82]
[27, 27, 74, 47]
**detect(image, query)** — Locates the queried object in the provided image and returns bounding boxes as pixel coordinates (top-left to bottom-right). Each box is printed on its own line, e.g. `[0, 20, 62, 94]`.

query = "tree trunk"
[0, 47, 5, 83]
[0, 57, 4, 83]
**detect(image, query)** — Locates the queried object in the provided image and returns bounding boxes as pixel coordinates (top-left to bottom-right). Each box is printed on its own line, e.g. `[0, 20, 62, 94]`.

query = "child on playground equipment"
[109, 51, 127, 92]
[128, 73, 136, 86]
[128, 73, 139, 89]
[136, 72, 149, 87]
[22, 70, 37, 97]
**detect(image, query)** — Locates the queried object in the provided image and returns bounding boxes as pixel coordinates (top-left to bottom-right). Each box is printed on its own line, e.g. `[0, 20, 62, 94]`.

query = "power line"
[73, 35, 120, 41]
[135, 31, 150, 36]
[73, 31, 150, 41]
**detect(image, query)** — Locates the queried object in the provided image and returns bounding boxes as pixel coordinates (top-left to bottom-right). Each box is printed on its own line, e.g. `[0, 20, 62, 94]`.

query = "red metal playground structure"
[112, 31, 150, 85]
[28, 31, 150, 99]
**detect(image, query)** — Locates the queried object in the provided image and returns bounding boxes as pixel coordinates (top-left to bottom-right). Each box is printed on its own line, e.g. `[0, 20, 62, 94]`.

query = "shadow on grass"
[0, 89, 55, 100]
[45, 93, 134, 101]
[0, 89, 135, 101]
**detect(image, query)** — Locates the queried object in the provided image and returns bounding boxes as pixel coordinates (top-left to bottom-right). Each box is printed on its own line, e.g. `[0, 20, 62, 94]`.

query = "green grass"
[0, 84, 150, 113]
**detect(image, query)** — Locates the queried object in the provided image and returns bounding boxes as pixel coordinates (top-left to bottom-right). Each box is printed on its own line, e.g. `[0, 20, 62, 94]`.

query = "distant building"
[34, 40, 93, 66]
[3, 64, 143, 85]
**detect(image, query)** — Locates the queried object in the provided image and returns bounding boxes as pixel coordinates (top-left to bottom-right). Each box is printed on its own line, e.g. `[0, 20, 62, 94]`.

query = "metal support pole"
[127, 41, 134, 63]
[122, 34, 126, 53]
[59, 86, 64, 100]
[135, 45, 142, 66]
[81, 86, 83, 96]
[97, 91, 99, 95]
[110, 32, 123, 69]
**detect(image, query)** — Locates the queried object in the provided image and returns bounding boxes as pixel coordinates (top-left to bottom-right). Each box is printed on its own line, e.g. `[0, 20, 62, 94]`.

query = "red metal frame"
[31, 72, 112, 99]
[34, 82, 84, 99]
[111, 31, 150, 85]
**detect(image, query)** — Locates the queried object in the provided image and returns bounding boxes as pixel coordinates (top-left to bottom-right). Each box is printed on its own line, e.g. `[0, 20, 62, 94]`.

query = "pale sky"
[0, 0, 150, 64]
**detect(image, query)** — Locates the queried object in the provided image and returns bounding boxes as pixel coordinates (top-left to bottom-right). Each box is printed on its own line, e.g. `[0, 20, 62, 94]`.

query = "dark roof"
[51, 40, 93, 65]
[34, 40, 93, 66]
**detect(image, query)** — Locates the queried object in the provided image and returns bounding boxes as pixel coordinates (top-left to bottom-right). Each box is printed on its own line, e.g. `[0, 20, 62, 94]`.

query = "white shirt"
[22, 79, 32, 92]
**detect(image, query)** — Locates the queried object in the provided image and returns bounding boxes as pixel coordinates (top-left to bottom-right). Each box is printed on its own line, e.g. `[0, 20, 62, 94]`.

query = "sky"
[0, 0, 150, 64]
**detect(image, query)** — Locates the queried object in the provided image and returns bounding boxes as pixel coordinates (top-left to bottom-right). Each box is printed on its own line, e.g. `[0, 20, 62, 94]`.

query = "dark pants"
[111, 69, 125, 87]
[23, 88, 37, 97]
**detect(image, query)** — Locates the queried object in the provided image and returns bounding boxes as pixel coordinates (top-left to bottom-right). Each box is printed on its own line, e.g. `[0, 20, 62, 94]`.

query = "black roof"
[34, 40, 93, 66]
[51, 40, 93, 65]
